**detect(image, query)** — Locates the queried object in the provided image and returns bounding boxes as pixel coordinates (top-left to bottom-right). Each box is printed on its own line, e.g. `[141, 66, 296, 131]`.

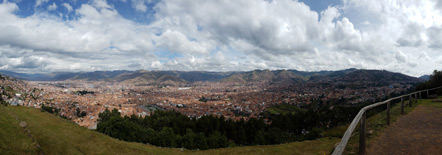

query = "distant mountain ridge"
[337, 70, 420, 83]
[0, 69, 423, 85]
[220, 69, 307, 83]
[0, 70, 130, 81]
[112, 70, 188, 86]
[419, 75, 430, 81]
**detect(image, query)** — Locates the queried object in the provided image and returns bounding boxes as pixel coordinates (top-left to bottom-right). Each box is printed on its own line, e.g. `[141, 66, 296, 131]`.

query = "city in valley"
[0, 69, 420, 130]
[1, 0, 441, 153]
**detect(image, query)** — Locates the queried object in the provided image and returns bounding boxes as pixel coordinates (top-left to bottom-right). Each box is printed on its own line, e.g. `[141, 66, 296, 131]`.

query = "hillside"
[307, 68, 357, 81]
[221, 69, 306, 83]
[0, 70, 130, 81]
[113, 70, 188, 86]
[335, 70, 422, 84]
[419, 75, 430, 81]
[0, 69, 423, 86]
[0, 105, 339, 155]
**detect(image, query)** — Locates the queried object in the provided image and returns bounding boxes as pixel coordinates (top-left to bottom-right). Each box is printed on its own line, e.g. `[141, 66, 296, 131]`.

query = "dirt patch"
[367, 104, 442, 155]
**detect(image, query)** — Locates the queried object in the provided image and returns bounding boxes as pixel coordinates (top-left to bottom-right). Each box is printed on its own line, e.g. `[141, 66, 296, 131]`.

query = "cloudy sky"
[0, 0, 441, 76]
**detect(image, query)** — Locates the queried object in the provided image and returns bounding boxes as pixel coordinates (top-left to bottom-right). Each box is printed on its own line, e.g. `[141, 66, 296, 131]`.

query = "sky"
[0, 0, 441, 77]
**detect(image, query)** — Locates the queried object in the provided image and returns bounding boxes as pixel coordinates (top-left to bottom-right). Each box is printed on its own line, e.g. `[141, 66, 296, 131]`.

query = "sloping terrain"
[367, 99, 442, 154]
[114, 70, 188, 86]
[338, 70, 422, 84]
[221, 69, 306, 83]
[341, 97, 442, 154]
[0, 105, 339, 155]
[0, 69, 422, 86]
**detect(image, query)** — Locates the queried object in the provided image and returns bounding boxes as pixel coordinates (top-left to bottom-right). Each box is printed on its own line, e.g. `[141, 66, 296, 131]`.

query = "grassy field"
[421, 98, 442, 108]
[0, 105, 339, 155]
[0, 106, 39, 155]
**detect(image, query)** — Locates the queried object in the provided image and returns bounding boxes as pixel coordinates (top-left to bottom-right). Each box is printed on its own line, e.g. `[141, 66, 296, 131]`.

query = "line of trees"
[96, 103, 364, 150]
[41, 103, 60, 114]
[41, 103, 70, 120]
[416, 70, 442, 95]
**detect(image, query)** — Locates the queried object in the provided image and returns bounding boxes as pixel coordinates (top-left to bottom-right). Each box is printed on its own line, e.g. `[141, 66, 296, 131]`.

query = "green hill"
[0, 106, 338, 155]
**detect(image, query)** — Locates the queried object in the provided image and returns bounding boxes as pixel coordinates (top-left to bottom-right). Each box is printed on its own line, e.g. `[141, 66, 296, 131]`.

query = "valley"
[1, 69, 421, 130]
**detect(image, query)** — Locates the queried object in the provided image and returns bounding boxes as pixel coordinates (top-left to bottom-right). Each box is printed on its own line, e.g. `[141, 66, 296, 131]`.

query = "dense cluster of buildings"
[1, 75, 415, 129]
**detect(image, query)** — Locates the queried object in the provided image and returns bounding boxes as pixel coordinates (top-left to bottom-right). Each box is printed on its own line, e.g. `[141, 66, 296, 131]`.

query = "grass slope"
[0, 106, 39, 155]
[0, 106, 339, 155]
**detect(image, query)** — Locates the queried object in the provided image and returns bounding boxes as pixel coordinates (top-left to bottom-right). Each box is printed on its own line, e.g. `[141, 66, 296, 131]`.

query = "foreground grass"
[421, 98, 442, 108]
[0, 106, 39, 155]
[0, 106, 338, 155]
[1, 106, 181, 155]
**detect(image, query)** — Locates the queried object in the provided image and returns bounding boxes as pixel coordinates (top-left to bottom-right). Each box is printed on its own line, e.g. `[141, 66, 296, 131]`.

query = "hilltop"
[0, 69, 422, 86]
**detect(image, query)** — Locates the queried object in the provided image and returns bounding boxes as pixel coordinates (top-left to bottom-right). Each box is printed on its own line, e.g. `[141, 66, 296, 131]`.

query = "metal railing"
[332, 86, 442, 155]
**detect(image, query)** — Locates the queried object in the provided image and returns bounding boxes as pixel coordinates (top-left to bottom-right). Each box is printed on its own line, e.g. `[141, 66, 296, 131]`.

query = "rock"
[19, 121, 27, 128]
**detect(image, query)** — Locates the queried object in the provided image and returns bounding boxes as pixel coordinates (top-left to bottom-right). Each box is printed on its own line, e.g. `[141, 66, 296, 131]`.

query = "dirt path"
[367, 103, 442, 155]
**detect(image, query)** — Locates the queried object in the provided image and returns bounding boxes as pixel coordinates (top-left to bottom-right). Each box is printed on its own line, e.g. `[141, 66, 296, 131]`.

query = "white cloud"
[132, 0, 147, 12]
[35, 0, 49, 7]
[154, 29, 210, 54]
[62, 3, 73, 13]
[92, 0, 112, 9]
[427, 26, 442, 49]
[130, 0, 157, 12]
[0, 0, 442, 76]
[397, 22, 424, 47]
[47, 2, 57, 11]
[152, 0, 320, 58]
[335, 0, 442, 76]
[0, 1, 156, 73]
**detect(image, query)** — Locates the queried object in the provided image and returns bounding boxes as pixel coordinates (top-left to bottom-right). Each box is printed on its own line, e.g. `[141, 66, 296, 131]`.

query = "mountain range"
[0, 68, 423, 86]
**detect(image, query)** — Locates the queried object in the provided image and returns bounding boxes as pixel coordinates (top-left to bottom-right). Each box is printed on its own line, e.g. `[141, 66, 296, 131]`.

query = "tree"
[80, 111, 87, 117]
[195, 132, 208, 150]
[157, 127, 177, 147]
[207, 131, 229, 149]
[76, 108, 81, 117]
[417, 70, 442, 95]
[181, 129, 198, 149]
[254, 129, 267, 145]
[97, 116, 145, 142]
[145, 128, 157, 144]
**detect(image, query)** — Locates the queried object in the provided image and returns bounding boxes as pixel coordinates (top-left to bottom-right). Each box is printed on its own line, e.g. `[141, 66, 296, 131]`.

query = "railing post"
[387, 101, 390, 125]
[401, 97, 404, 115]
[415, 93, 418, 104]
[332, 87, 439, 155]
[419, 91, 422, 101]
[359, 111, 366, 155]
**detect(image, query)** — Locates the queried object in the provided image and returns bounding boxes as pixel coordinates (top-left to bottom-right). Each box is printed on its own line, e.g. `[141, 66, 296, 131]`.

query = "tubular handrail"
[332, 86, 442, 155]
